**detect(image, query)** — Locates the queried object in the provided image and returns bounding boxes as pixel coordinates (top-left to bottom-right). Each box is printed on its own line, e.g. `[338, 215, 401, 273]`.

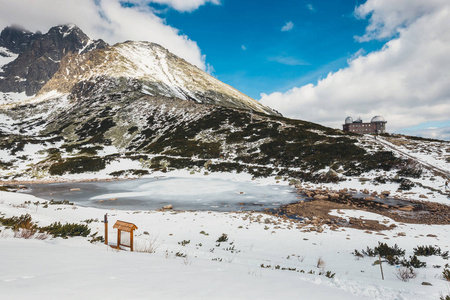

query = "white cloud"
[306, 4, 315, 12]
[261, 0, 450, 140]
[354, 0, 447, 42]
[0, 0, 207, 69]
[281, 21, 294, 32]
[147, 0, 221, 12]
[241, 45, 247, 51]
[269, 56, 308, 66]
[408, 126, 450, 140]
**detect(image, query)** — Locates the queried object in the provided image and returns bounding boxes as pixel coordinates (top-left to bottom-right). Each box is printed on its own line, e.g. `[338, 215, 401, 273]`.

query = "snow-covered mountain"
[0, 24, 448, 187]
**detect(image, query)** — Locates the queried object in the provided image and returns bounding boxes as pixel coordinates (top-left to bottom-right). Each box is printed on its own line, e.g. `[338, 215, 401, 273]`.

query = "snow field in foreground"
[1, 190, 449, 300]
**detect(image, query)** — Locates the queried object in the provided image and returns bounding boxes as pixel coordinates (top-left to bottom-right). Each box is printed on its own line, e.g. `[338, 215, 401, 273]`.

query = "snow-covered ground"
[1, 174, 450, 300]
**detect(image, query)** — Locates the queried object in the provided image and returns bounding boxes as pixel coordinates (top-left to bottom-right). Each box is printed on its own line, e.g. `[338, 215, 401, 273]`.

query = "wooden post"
[104, 213, 108, 245]
[117, 229, 121, 249]
[379, 253, 384, 280]
[130, 229, 134, 252]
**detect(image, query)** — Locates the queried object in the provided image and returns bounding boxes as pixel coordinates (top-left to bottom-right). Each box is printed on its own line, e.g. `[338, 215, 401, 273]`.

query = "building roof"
[371, 115, 386, 123]
[113, 220, 138, 231]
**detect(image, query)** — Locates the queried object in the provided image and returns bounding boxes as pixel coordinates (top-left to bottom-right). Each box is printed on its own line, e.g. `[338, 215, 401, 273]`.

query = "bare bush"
[395, 266, 417, 282]
[35, 232, 50, 240]
[14, 228, 36, 239]
[316, 257, 326, 269]
[443, 268, 450, 281]
[135, 237, 160, 254]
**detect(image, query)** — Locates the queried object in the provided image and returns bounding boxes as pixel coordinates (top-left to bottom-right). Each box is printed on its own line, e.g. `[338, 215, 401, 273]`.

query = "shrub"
[175, 251, 186, 258]
[49, 156, 107, 175]
[353, 250, 364, 258]
[395, 266, 417, 282]
[397, 160, 423, 178]
[316, 257, 326, 269]
[41, 222, 91, 238]
[216, 233, 228, 243]
[362, 242, 405, 258]
[398, 178, 414, 191]
[414, 245, 449, 259]
[400, 255, 426, 268]
[0, 214, 35, 231]
[443, 269, 450, 281]
[178, 240, 190, 246]
[413, 245, 442, 256]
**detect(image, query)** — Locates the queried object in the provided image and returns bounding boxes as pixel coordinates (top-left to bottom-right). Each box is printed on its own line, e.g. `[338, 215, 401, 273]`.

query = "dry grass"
[135, 237, 160, 254]
[316, 257, 326, 269]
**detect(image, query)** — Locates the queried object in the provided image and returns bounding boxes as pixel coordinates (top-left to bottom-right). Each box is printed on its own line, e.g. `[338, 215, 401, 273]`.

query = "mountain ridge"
[0, 24, 448, 190]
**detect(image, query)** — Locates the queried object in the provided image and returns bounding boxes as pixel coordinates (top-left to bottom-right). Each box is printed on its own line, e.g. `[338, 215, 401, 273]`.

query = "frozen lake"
[27, 177, 300, 211]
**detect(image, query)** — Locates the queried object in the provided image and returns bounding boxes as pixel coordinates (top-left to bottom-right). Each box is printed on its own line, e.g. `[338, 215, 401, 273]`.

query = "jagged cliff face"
[0, 25, 107, 96]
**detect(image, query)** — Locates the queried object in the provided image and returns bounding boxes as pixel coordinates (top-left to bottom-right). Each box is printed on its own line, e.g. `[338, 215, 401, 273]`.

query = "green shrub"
[413, 245, 442, 256]
[216, 233, 228, 243]
[41, 222, 91, 238]
[49, 156, 107, 175]
[178, 240, 190, 246]
[0, 214, 35, 231]
[400, 255, 426, 268]
[362, 242, 405, 258]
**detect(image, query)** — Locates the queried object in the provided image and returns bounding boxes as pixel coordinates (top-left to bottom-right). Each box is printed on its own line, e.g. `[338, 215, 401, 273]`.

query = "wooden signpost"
[113, 220, 138, 252]
[104, 213, 108, 246]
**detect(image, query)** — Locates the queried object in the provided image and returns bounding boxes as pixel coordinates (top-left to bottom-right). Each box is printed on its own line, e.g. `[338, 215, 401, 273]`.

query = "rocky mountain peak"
[0, 24, 108, 96]
[36, 40, 277, 115]
[0, 25, 40, 54]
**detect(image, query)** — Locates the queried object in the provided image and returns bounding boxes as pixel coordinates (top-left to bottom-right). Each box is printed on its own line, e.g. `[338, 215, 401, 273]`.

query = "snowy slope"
[0, 47, 17, 71]
[0, 175, 449, 300]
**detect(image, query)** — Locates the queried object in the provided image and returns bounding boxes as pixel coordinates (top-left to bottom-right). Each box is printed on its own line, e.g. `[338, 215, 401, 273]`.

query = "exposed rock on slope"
[0, 25, 107, 96]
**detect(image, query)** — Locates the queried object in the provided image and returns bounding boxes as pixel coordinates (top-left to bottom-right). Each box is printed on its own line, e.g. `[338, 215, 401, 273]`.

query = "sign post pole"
[104, 213, 108, 246]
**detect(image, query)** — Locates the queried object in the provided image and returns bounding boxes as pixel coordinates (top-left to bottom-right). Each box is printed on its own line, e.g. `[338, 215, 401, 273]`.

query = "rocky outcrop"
[0, 25, 40, 54]
[0, 25, 107, 96]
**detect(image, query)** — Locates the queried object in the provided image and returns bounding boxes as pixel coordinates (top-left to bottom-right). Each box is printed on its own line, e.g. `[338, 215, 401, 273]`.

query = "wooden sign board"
[113, 220, 138, 251]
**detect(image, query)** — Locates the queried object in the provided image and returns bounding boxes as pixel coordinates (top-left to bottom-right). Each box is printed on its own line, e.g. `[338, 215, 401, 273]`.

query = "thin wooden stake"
[104, 213, 108, 246]
[130, 230, 134, 252]
[379, 253, 384, 280]
[117, 229, 121, 250]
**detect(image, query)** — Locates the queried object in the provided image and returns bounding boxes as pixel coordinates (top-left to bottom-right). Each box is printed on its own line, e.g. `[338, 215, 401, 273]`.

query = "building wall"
[343, 122, 378, 134]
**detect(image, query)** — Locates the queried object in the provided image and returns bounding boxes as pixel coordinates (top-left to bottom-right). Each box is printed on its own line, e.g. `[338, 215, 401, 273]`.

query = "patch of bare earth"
[269, 188, 450, 231]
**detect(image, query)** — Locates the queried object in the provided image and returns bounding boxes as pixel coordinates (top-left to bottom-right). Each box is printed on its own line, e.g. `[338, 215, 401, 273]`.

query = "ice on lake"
[27, 177, 300, 211]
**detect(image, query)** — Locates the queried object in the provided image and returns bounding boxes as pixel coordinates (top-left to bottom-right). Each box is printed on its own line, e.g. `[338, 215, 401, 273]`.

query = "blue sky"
[151, 0, 384, 99]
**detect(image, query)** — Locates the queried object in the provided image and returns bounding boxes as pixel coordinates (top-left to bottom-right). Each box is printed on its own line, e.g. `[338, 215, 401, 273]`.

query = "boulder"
[398, 205, 414, 212]
[314, 194, 328, 201]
